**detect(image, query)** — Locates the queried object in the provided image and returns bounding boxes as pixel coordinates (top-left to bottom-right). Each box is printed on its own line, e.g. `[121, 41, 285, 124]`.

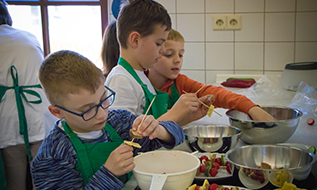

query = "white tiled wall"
[108, 0, 317, 84]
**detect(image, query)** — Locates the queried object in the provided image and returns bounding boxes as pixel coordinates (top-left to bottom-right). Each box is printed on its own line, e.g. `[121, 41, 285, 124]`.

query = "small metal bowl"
[183, 124, 241, 153]
[226, 145, 315, 189]
[226, 106, 302, 144]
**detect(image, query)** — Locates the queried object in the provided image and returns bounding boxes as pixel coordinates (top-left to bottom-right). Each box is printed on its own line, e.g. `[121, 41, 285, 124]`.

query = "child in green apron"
[105, 0, 213, 125]
[147, 29, 276, 122]
[31, 50, 187, 189]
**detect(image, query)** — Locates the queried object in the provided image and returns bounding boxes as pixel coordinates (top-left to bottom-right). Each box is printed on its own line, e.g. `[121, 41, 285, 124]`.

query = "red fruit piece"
[200, 165, 206, 173]
[226, 164, 232, 174]
[200, 155, 210, 163]
[258, 175, 265, 184]
[195, 186, 200, 190]
[223, 188, 229, 190]
[307, 118, 315, 125]
[209, 183, 219, 190]
[210, 168, 218, 177]
[215, 157, 222, 165]
[212, 162, 220, 170]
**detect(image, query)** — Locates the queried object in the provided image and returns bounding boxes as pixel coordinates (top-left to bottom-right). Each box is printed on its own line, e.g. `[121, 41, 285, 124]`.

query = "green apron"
[0, 65, 42, 190]
[167, 83, 181, 110]
[118, 58, 168, 118]
[62, 121, 132, 185]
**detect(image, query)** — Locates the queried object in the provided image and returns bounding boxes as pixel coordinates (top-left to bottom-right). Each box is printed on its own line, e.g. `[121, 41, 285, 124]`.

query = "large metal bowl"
[226, 145, 316, 189]
[226, 107, 302, 144]
[183, 124, 241, 153]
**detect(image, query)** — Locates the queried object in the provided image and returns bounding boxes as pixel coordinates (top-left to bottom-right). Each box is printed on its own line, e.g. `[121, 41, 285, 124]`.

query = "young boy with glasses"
[31, 50, 186, 189]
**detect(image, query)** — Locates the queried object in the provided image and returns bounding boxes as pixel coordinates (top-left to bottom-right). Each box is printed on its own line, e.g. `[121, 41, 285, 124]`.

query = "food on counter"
[276, 181, 307, 190]
[308, 145, 316, 154]
[242, 168, 266, 184]
[221, 78, 256, 88]
[269, 170, 291, 187]
[123, 140, 141, 148]
[307, 118, 315, 125]
[207, 105, 215, 117]
[197, 154, 232, 177]
[260, 162, 272, 169]
[129, 129, 143, 139]
[188, 180, 244, 190]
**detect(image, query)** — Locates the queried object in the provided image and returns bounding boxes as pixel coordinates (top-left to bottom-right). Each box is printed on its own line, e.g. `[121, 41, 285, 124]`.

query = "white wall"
[108, 0, 317, 84]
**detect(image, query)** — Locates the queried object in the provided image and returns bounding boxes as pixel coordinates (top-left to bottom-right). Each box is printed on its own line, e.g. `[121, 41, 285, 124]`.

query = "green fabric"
[167, 83, 181, 110]
[63, 121, 132, 185]
[0, 65, 42, 162]
[118, 57, 168, 118]
[0, 151, 7, 190]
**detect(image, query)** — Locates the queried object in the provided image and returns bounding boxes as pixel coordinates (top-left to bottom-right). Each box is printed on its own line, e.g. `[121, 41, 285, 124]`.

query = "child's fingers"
[138, 115, 157, 136]
[132, 115, 144, 131]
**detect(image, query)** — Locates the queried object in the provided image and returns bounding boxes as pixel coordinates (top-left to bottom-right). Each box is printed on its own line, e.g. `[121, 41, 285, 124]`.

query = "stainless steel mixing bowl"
[226, 107, 302, 144]
[226, 145, 316, 188]
[183, 124, 241, 153]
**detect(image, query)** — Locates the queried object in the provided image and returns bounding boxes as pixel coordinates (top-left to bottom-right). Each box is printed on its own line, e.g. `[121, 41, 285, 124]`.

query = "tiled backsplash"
[108, 0, 317, 84]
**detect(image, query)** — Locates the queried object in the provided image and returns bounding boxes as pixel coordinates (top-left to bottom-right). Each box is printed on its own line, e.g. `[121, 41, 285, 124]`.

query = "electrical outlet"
[227, 15, 242, 30]
[212, 15, 227, 30]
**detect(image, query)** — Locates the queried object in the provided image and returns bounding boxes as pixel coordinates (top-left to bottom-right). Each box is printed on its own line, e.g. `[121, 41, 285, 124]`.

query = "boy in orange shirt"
[147, 29, 275, 121]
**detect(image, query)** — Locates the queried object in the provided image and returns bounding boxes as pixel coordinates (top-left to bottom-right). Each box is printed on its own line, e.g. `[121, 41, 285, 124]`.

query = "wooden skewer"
[182, 90, 222, 117]
[195, 85, 205, 94]
[131, 96, 156, 142]
[195, 80, 212, 94]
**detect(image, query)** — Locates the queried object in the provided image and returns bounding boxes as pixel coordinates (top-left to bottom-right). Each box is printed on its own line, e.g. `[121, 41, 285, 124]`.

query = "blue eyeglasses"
[55, 86, 115, 121]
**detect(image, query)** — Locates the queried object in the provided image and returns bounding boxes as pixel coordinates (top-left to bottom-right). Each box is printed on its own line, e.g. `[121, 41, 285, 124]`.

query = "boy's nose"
[159, 44, 166, 54]
[95, 106, 107, 119]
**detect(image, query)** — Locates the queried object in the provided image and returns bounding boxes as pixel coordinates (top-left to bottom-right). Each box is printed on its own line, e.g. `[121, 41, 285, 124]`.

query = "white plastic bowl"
[133, 150, 200, 190]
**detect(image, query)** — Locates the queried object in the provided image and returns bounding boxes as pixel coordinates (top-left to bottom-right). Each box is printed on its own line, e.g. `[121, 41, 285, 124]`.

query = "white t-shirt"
[0, 25, 58, 148]
[105, 64, 156, 116]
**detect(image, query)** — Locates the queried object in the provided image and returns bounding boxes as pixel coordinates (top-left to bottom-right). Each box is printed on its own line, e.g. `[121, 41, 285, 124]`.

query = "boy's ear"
[128, 31, 140, 48]
[48, 105, 64, 119]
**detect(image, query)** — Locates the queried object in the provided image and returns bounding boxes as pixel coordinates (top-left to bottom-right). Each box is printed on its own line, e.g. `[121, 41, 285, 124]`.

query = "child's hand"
[103, 144, 134, 176]
[166, 93, 214, 126]
[132, 115, 163, 140]
[248, 106, 276, 122]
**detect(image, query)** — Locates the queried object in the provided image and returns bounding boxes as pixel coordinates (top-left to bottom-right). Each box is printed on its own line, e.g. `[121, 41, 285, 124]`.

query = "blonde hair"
[39, 50, 105, 105]
[167, 29, 184, 42]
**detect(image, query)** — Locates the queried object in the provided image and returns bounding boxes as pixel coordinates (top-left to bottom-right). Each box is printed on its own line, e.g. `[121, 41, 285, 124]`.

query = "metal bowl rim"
[183, 124, 242, 138]
[225, 145, 315, 171]
[225, 106, 303, 123]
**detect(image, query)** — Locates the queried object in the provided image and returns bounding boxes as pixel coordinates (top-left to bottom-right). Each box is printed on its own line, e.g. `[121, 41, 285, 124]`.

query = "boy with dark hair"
[31, 50, 186, 189]
[106, 0, 212, 121]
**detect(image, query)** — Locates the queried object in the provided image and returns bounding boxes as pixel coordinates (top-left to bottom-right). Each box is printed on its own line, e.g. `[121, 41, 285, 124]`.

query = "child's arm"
[248, 106, 276, 122]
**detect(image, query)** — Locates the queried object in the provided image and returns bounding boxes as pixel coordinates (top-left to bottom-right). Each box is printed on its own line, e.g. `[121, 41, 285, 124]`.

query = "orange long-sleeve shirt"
[159, 74, 257, 114]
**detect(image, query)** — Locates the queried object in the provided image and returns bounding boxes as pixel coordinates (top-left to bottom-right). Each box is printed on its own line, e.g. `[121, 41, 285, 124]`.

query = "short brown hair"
[117, 0, 171, 49]
[167, 29, 185, 42]
[39, 50, 105, 105]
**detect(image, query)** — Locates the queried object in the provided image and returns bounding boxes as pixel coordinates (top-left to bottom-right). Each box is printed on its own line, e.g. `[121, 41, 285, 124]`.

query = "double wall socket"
[212, 15, 242, 30]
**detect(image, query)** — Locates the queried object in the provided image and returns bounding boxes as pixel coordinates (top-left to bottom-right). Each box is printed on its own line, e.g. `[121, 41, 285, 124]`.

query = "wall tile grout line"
[263, 0, 266, 75]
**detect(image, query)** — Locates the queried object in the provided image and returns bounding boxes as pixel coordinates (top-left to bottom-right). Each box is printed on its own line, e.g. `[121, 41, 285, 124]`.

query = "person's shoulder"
[37, 122, 75, 160]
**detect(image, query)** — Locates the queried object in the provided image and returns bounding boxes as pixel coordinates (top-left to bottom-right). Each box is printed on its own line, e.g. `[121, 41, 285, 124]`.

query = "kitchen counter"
[123, 75, 317, 189]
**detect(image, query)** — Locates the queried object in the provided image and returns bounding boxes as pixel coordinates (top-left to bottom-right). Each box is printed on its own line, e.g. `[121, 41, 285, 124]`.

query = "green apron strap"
[118, 58, 161, 118]
[63, 121, 94, 185]
[6, 66, 43, 161]
[168, 83, 181, 109]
